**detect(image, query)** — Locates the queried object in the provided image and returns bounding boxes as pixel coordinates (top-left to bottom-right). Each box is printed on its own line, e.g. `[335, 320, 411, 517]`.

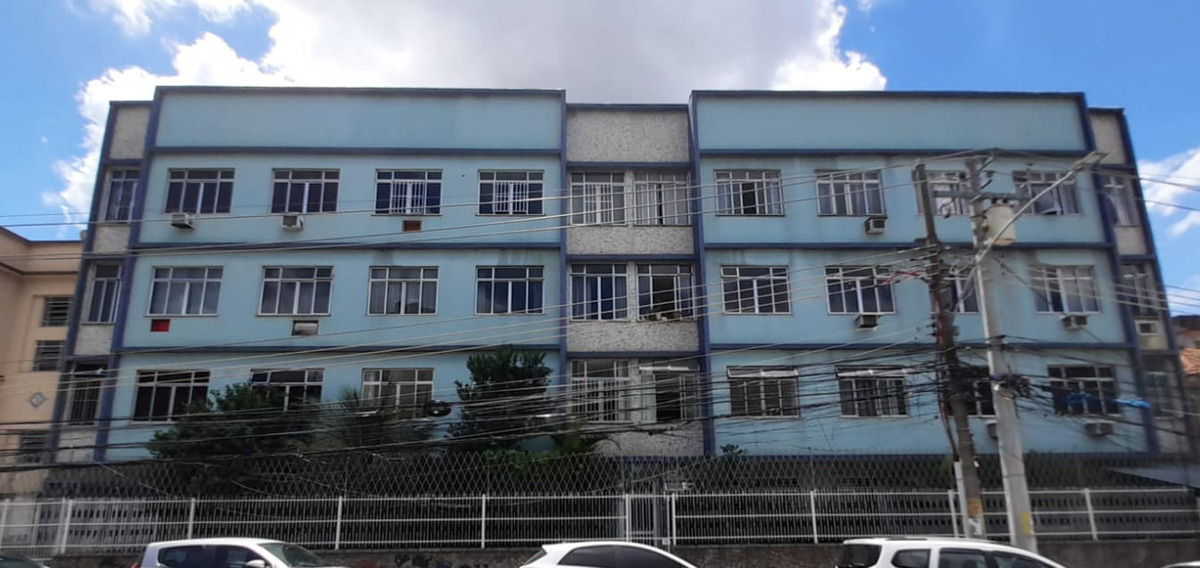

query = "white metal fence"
[1, 488, 1196, 557]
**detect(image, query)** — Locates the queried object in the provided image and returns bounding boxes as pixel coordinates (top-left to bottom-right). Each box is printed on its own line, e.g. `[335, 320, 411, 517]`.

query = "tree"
[318, 387, 437, 451]
[449, 346, 553, 452]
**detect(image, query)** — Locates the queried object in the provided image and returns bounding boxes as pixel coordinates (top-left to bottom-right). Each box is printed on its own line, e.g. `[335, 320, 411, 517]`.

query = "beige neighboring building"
[0, 227, 81, 496]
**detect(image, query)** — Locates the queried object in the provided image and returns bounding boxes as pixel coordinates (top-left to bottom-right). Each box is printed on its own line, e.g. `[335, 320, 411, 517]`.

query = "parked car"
[521, 541, 696, 568]
[0, 553, 50, 568]
[133, 538, 343, 568]
[1161, 563, 1200, 568]
[837, 537, 1068, 568]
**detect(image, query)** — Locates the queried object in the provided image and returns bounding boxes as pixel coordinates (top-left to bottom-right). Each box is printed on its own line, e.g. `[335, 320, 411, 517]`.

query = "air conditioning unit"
[281, 213, 304, 231]
[170, 212, 195, 230]
[1084, 420, 1115, 437]
[1136, 320, 1159, 335]
[855, 314, 880, 330]
[864, 215, 887, 235]
[985, 420, 998, 440]
[292, 320, 319, 336]
[1061, 314, 1089, 330]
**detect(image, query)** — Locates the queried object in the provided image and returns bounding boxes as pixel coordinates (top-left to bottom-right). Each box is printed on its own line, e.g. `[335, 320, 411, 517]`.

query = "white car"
[838, 537, 1068, 568]
[133, 538, 342, 568]
[1161, 563, 1200, 568]
[521, 541, 696, 568]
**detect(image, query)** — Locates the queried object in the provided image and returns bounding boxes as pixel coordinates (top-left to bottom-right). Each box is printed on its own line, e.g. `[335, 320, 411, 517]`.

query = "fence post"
[623, 494, 631, 541]
[186, 498, 197, 539]
[1083, 488, 1098, 541]
[809, 490, 819, 544]
[0, 498, 10, 547]
[57, 499, 73, 555]
[334, 497, 344, 550]
[669, 493, 677, 547]
[479, 494, 487, 549]
[947, 490, 960, 537]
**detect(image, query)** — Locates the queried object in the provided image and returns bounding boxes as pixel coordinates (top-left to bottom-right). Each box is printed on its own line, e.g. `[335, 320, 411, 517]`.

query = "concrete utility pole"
[916, 164, 987, 540]
[965, 158, 1037, 553]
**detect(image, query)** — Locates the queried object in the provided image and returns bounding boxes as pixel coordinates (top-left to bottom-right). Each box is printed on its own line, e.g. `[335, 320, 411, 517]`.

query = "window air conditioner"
[864, 215, 887, 235]
[170, 212, 195, 230]
[1084, 420, 1114, 437]
[292, 320, 319, 336]
[855, 314, 880, 330]
[1061, 314, 1089, 330]
[281, 213, 304, 231]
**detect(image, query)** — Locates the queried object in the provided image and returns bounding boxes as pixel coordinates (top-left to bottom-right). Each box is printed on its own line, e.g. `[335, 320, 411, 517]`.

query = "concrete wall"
[567, 227, 693, 256]
[568, 321, 699, 353]
[51, 540, 1200, 568]
[1089, 111, 1131, 165]
[109, 105, 151, 160]
[566, 108, 690, 162]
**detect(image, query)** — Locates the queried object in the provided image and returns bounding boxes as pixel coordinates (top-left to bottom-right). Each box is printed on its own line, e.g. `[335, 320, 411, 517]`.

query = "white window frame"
[932, 267, 979, 314]
[641, 362, 701, 423]
[103, 168, 139, 222]
[376, 170, 441, 215]
[475, 266, 544, 315]
[817, 170, 885, 216]
[825, 266, 896, 315]
[165, 169, 234, 215]
[367, 267, 438, 315]
[149, 267, 223, 316]
[259, 266, 333, 316]
[1014, 170, 1080, 215]
[632, 171, 691, 225]
[914, 170, 970, 216]
[479, 171, 544, 215]
[637, 264, 695, 321]
[1120, 264, 1159, 317]
[721, 266, 791, 314]
[727, 366, 800, 417]
[65, 366, 105, 425]
[570, 264, 629, 321]
[32, 340, 63, 372]
[1030, 266, 1100, 314]
[716, 170, 783, 216]
[132, 370, 210, 422]
[837, 368, 908, 417]
[362, 368, 434, 418]
[41, 296, 71, 327]
[570, 172, 626, 225]
[272, 169, 339, 214]
[1048, 365, 1118, 416]
[250, 369, 324, 411]
[1100, 174, 1138, 226]
[569, 360, 634, 423]
[1144, 370, 1178, 418]
[16, 430, 48, 464]
[86, 263, 122, 324]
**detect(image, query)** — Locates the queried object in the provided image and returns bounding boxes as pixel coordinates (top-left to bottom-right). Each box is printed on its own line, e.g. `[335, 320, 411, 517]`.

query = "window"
[637, 264, 694, 321]
[149, 267, 222, 316]
[1013, 170, 1079, 215]
[1049, 365, 1118, 416]
[1100, 174, 1138, 226]
[132, 370, 210, 421]
[838, 368, 908, 417]
[362, 369, 434, 418]
[957, 367, 994, 417]
[817, 170, 885, 216]
[250, 369, 324, 410]
[158, 546, 206, 568]
[104, 168, 139, 222]
[570, 172, 626, 224]
[479, 171, 543, 215]
[16, 431, 48, 464]
[641, 363, 701, 423]
[368, 267, 437, 315]
[86, 263, 122, 323]
[559, 546, 618, 568]
[891, 550, 930, 568]
[633, 171, 690, 225]
[32, 340, 63, 372]
[619, 546, 686, 568]
[569, 360, 632, 422]
[259, 267, 333, 315]
[1143, 357, 1179, 418]
[571, 264, 628, 320]
[375, 170, 441, 215]
[721, 266, 790, 314]
[65, 365, 105, 425]
[41, 296, 71, 326]
[716, 170, 783, 215]
[1030, 266, 1099, 313]
[931, 268, 978, 314]
[826, 266, 895, 314]
[727, 366, 800, 417]
[914, 170, 969, 216]
[165, 169, 233, 214]
[212, 545, 265, 568]
[991, 552, 1055, 568]
[476, 266, 543, 315]
[272, 169, 338, 214]
[1120, 264, 1159, 316]
[936, 549, 988, 568]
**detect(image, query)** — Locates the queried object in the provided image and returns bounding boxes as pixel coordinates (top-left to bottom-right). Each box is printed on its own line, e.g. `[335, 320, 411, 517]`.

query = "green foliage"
[316, 387, 436, 452]
[449, 346, 553, 452]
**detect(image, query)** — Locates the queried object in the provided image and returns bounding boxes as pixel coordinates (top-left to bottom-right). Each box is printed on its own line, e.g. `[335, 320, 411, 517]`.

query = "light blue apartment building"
[49, 87, 1189, 463]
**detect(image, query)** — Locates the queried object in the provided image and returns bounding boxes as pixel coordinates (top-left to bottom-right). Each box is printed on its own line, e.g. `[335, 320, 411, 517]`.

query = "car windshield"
[259, 543, 327, 568]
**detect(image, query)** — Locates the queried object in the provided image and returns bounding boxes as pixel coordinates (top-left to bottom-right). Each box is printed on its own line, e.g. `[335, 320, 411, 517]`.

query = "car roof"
[843, 537, 1028, 551]
[146, 538, 284, 548]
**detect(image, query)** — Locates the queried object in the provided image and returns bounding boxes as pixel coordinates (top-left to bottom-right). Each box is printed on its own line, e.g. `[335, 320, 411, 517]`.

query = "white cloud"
[40, 136, 49, 144]
[1170, 210, 1200, 237]
[1166, 274, 1200, 315]
[1138, 147, 1200, 215]
[87, 0, 252, 35]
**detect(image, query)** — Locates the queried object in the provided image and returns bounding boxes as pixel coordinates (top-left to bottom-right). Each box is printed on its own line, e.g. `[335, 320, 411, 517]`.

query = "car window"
[258, 543, 326, 568]
[560, 546, 619, 568]
[937, 549, 988, 568]
[0, 557, 41, 568]
[991, 552, 1054, 568]
[892, 549, 931, 568]
[158, 546, 207, 568]
[212, 546, 265, 568]
[618, 546, 685, 568]
[839, 544, 883, 567]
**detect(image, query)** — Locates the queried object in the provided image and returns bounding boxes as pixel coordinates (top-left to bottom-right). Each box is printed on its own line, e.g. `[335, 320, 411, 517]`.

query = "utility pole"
[916, 164, 987, 540]
[965, 158, 1037, 553]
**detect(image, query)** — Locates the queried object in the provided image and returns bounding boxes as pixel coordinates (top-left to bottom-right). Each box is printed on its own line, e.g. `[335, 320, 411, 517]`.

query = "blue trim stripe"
[151, 146, 561, 157]
[688, 95, 716, 457]
[699, 148, 1090, 158]
[692, 90, 1088, 100]
[710, 342, 1134, 351]
[705, 241, 1113, 251]
[118, 343, 562, 354]
[134, 241, 562, 252]
[158, 85, 565, 98]
[566, 161, 692, 170]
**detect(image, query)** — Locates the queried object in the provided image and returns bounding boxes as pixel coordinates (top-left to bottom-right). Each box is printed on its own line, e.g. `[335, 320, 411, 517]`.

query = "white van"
[837, 537, 1068, 568]
[134, 538, 344, 568]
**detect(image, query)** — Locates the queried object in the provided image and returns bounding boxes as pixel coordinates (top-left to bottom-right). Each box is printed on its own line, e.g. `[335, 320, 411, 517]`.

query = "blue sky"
[1, 0, 1197, 311]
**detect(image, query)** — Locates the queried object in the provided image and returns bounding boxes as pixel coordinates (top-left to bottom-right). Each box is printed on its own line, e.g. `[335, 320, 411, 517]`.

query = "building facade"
[0, 227, 80, 495]
[50, 87, 1190, 464]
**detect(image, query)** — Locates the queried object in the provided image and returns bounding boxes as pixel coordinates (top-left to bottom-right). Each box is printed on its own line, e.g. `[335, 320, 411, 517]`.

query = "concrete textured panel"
[567, 226, 693, 255]
[75, 325, 113, 356]
[566, 109, 690, 162]
[1089, 112, 1130, 164]
[92, 225, 130, 254]
[109, 106, 150, 160]
[595, 424, 704, 456]
[567, 321, 699, 352]
[55, 430, 97, 463]
[1114, 226, 1147, 255]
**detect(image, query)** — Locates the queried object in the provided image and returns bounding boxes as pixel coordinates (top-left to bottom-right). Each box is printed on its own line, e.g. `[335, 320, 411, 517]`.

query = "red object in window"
[150, 319, 170, 332]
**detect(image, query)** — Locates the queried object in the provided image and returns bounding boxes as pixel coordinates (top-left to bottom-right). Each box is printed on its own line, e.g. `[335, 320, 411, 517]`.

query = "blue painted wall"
[155, 90, 563, 149]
